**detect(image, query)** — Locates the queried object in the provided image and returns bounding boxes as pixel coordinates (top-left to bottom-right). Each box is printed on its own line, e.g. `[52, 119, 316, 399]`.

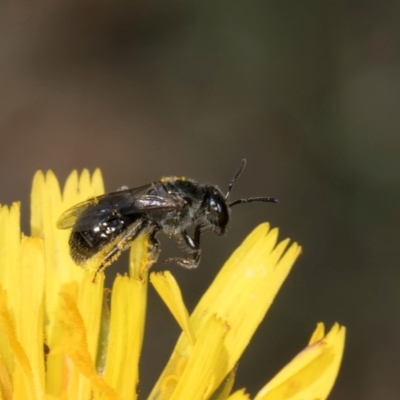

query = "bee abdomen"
[69, 230, 106, 265]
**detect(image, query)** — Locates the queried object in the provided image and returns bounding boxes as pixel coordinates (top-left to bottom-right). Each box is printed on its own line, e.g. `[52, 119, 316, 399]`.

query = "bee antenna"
[229, 197, 279, 207]
[226, 159, 247, 200]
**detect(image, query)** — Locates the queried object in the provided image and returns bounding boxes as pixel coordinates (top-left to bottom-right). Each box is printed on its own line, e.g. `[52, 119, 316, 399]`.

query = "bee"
[57, 160, 278, 278]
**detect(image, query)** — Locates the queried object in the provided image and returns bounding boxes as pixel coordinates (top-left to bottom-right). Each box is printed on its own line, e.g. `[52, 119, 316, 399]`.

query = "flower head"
[0, 170, 345, 399]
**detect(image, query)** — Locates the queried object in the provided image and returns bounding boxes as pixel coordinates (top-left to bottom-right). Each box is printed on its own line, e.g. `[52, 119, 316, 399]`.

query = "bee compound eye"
[217, 204, 229, 229]
[209, 198, 216, 209]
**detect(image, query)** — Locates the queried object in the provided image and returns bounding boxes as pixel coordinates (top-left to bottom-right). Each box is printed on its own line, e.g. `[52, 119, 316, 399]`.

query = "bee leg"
[92, 243, 130, 283]
[164, 225, 203, 269]
[92, 222, 154, 282]
[148, 230, 161, 262]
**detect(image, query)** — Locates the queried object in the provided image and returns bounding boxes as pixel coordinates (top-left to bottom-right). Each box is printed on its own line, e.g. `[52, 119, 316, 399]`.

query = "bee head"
[202, 187, 230, 235]
[200, 159, 278, 236]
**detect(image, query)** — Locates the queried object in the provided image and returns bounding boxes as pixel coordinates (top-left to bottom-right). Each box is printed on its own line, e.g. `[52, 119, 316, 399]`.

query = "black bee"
[57, 160, 278, 277]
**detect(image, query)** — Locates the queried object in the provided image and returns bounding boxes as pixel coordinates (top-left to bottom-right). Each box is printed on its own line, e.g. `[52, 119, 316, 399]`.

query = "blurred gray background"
[1, 1, 399, 399]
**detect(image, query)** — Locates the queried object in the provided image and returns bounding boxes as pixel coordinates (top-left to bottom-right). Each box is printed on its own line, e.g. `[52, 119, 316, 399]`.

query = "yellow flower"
[0, 170, 345, 400]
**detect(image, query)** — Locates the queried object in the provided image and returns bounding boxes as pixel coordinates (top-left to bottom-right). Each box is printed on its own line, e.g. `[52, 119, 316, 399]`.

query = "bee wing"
[57, 184, 185, 231]
[57, 184, 152, 230]
[57, 198, 100, 229]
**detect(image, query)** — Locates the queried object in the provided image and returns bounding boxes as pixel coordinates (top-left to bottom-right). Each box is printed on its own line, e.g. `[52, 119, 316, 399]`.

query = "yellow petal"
[61, 169, 104, 212]
[102, 277, 145, 399]
[0, 204, 46, 399]
[0, 286, 36, 399]
[31, 170, 70, 317]
[149, 223, 301, 398]
[0, 203, 21, 315]
[169, 316, 228, 400]
[193, 224, 300, 369]
[0, 203, 21, 375]
[13, 365, 35, 400]
[129, 232, 157, 280]
[0, 356, 13, 400]
[30, 170, 104, 319]
[308, 322, 325, 344]
[254, 323, 346, 400]
[69, 274, 105, 400]
[0, 357, 13, 400]
[75, 274, 104, 362]
[227, 389, 251, 400]
[47, 283, 116, 400]
[95, 291, 111, 376]
[13, 237, 46, 399]
[102, 237, 150, 400]
[210, 366, 237, 400]
[150, 272, 196, 346]
[0, 203, 46, 399]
